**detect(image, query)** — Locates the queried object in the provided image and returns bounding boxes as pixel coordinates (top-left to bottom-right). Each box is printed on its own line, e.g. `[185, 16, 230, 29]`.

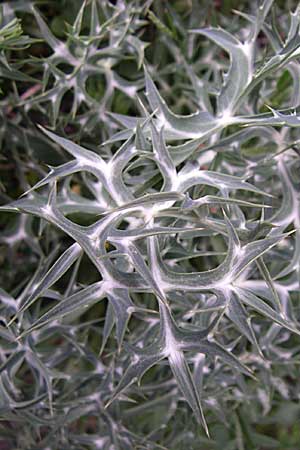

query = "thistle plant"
[1, 1, 300, 449]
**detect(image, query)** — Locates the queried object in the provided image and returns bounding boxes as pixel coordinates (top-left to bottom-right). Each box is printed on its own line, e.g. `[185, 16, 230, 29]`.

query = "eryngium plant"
[1, 0, 300, 448]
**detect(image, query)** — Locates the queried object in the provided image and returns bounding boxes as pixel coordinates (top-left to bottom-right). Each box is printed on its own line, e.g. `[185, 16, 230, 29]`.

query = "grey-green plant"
[1, 0, 300, 449]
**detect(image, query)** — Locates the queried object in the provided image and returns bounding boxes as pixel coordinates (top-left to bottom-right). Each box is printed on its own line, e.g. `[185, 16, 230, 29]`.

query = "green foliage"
[1, 0, 300, 449]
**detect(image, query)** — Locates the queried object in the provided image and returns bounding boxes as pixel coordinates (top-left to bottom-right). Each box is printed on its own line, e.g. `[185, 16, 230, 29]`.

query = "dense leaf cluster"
[1, 1, 300, 449]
